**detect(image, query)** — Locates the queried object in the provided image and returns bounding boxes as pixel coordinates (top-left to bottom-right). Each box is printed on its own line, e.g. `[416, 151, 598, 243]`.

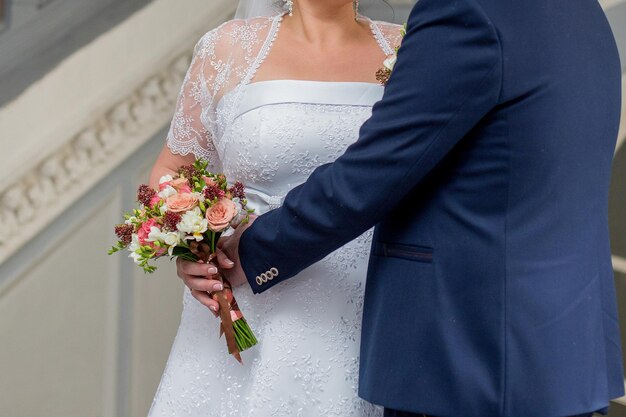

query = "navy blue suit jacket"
[239, 0, 624, 415]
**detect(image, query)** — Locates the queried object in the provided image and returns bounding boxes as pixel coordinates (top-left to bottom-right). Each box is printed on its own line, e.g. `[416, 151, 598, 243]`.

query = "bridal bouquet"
[108, 159, 256, 363]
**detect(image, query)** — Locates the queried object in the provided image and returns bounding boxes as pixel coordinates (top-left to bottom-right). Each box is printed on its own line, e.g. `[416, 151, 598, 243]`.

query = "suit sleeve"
[239, 0, 503, 293]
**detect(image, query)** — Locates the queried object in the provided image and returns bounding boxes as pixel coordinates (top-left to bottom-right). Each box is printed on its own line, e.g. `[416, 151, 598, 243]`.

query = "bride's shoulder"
[197, 15, 276, 48]
[369, 20, 404, 50]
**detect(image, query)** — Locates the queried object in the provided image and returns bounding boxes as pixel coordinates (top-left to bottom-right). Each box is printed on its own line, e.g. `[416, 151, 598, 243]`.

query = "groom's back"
[361, 0, 623, 416]
[482, 0, 624, 411]
[478, 2, 622, 286]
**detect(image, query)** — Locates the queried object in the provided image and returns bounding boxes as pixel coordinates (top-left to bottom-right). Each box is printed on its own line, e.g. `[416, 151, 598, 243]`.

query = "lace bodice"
[216, 80, 384, 206]
[165, 13, 403, 172]
[150, 79, 385, 416]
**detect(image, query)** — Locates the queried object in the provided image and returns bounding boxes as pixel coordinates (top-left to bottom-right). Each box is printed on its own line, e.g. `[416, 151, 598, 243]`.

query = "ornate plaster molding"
[0, 50, 194, 263]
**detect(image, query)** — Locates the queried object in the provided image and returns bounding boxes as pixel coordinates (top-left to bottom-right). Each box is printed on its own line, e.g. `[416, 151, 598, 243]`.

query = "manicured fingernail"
[213, 283, 223, 291]
[210, 305, 218, 312]
[207, 266, 217, 274]
[225, 259, 234, 266]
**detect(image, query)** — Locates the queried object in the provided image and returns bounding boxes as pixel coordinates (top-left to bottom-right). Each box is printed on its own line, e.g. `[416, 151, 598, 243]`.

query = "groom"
[182, 0, 625, 415]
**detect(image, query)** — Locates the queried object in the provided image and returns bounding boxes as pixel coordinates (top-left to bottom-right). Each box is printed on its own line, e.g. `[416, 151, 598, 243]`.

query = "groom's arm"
[239, 0, 503, 293]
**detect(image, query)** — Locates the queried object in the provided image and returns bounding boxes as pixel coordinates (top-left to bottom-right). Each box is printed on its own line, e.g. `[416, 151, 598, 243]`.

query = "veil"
[235, 0, 286, 19]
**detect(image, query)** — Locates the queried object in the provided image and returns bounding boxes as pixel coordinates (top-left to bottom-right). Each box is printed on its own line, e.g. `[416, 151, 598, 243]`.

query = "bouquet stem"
[233, 318, 258, 350]
[188, 241, 257, 363]
[213, 285, 242, 363]
[212, 275, 258, 363]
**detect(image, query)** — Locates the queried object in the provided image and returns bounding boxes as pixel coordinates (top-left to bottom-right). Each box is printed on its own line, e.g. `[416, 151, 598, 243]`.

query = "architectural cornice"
[0, 53, 184, 262]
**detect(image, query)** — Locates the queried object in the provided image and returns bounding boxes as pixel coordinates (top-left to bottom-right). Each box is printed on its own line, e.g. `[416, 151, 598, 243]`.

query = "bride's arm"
[148, 27, 230, 312]
[149, 146, 196, 189]
[149, 30, 221, 189]
[237, 0, 503, 293]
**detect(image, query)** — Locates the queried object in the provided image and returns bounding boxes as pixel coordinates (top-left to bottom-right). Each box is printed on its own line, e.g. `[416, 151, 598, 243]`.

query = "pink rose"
[206, 198, 237, 232]
[137, 219, 166, 255]
[203, 176, 217, 188]
[137, 218, 159, 246]
[160, 178, 192, 194]
[166, 193, 199, 213]
[170, 178, 193, 194]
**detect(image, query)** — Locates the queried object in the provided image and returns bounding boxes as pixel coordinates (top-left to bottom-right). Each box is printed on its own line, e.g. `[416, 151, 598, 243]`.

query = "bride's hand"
[176, 258, 224, 316]
[177, 216, 256, 314]
[214, 216, 257, 288]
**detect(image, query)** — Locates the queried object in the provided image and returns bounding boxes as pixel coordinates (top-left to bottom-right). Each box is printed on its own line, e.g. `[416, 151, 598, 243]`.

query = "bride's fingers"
[190, 289, 219, 316]
[181, 276, 224, 293]
[216, 248, 235, 269]
[177, 258, 219, 278]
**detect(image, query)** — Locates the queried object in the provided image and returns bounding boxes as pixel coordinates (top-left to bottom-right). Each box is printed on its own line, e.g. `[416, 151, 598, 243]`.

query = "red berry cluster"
[114, 224, 134, 245]
[229, 181, 245, 200]
[163, 211, 182, 231]
[204, 185, 225, 201]
[137, 184, 156, 206]
[178, 164, 199, 179]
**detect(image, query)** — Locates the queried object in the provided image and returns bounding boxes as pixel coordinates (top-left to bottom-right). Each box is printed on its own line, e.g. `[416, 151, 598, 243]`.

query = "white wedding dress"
[148, 13, 401, 417]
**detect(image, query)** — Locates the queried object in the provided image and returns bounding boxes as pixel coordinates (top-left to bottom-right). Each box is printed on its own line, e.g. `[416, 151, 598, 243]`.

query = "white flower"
[124, 216, 138, 226]
[128, 234, 140, 251]
[383, 55, 397, 71]
[158, 185, 177, 199]
[147, 226, 162, 243]
[159, 204, 168, 215]
[145, 228, 184, 255]
[177, 207, 208, 241]
[159, 175, 173, 185]
[161, 231, 184, 255]
[161, 231, 183, 246]
[128, 234, 142, 264]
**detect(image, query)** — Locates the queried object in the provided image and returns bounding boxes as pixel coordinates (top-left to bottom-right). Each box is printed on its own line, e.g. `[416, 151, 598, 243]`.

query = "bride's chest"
[217, 102, 374, 186]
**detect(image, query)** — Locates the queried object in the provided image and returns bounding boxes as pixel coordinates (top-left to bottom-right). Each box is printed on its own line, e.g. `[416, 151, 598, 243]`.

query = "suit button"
[256, 276, 263, 285]
[270, 267, 279, 277]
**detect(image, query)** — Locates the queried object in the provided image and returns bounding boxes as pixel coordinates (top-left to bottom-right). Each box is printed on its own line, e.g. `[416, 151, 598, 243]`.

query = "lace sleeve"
[166, 31, 220, 170]
[375, 21, 404, 54]
[165, 17, 277, 171]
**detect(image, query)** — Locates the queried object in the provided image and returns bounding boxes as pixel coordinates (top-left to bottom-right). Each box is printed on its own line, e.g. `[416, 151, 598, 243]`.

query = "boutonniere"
[376, 23, 406, 86]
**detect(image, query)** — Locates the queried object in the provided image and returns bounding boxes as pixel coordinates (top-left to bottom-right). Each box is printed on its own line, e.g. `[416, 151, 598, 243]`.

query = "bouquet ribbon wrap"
[189, 241, 245, 363]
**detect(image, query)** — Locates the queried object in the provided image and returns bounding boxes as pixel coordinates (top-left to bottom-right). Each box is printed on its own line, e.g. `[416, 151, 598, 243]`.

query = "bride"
[147, 0, 402, 415]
